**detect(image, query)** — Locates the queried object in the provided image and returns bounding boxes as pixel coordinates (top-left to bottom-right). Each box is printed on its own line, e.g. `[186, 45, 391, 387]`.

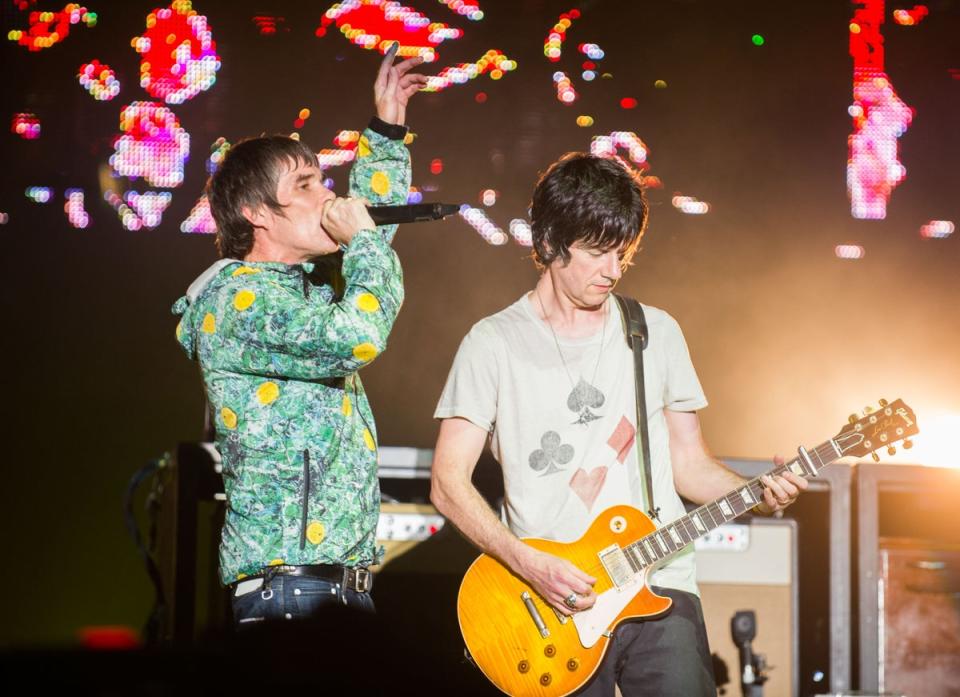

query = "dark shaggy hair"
[530, 153, 648, 269]
[208, 135, 320, 259]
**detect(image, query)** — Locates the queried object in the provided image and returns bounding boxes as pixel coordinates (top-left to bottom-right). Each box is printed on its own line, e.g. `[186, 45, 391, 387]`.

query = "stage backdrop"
[1, 0, 957, 647]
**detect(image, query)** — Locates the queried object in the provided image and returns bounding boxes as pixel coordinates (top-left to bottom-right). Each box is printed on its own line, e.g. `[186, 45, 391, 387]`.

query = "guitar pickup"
[598, 544, 634, 589]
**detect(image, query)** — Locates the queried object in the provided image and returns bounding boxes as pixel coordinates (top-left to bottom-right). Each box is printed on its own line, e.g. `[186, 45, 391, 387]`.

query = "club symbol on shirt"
[568, 378, 605, 425]
[529, 431, 575, 475]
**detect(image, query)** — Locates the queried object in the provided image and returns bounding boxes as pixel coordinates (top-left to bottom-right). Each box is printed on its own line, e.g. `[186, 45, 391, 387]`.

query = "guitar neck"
[622, 439, 840, 571]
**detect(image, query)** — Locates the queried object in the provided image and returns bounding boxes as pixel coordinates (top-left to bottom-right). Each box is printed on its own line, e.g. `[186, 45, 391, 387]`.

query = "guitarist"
[430, 152, 807, 696]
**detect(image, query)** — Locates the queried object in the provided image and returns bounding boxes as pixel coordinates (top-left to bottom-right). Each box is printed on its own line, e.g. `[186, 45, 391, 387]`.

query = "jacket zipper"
[300, 448, 311, 549]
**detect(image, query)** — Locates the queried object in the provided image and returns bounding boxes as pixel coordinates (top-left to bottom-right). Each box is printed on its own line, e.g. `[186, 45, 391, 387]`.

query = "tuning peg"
[871, 452, 881, 463]
[848, 414, 858, 424]
[902, 438, 913, 450]
[887, 445, 896, 456]
[879, 398, 889, 407]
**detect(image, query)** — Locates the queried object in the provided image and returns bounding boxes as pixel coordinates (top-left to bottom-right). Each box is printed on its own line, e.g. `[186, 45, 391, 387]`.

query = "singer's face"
[550, 241, 625, 308]
[261, 159, 338, 259]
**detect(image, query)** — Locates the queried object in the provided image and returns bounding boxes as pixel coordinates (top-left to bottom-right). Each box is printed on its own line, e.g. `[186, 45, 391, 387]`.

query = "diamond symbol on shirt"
[567, 378, 604, 425]
[529, 430, 575, 476]
[607, 415, 636, 464]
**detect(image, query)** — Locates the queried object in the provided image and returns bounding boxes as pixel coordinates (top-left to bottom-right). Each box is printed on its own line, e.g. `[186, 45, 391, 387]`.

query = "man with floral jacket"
[172, 46, 427, 626]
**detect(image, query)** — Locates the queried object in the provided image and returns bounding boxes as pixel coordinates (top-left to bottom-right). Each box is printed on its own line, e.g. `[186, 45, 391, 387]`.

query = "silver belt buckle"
[347, 567, 372, 593]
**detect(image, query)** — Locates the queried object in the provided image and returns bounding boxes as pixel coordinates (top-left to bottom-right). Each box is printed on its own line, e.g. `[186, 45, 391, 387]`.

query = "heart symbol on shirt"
[569, 466, 608, 511]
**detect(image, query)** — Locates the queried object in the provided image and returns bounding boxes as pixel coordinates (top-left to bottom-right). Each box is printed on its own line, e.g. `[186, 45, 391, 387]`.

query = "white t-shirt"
[434, 294, 709, 594]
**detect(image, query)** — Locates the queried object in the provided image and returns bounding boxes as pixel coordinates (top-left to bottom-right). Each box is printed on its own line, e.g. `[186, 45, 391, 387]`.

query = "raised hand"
[374, 42, 429, 126]
[321, 196, 375, 246]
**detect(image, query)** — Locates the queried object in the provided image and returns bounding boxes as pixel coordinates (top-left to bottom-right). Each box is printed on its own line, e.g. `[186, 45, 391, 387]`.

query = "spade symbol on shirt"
[567, 378, 605, 425]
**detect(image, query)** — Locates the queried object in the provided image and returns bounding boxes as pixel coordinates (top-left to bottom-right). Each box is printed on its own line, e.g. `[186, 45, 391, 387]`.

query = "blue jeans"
[231, 575, 375, 629]
[576, 586, 717, 696]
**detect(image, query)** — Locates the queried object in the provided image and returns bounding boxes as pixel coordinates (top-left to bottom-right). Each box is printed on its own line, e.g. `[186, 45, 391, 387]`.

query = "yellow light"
[886, 412, 960, 468]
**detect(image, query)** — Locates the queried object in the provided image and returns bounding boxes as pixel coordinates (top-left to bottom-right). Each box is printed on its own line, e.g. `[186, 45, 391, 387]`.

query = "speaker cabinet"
[876, 538, 960, 697]
[696, 517, 798, 697]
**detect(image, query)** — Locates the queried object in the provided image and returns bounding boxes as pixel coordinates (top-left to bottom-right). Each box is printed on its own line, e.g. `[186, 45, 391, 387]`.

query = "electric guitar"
[457, 399, 919, 697]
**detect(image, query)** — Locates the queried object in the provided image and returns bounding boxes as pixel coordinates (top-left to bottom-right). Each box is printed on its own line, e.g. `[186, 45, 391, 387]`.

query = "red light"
[620, 97, 637, 109]
[475, 91, 487, 103]
[78, 626, 140, 650]
[430, 158, 443, 175]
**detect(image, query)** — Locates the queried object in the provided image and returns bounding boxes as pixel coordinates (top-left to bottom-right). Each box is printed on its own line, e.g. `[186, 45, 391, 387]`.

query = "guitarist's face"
[550, 241, 625, 309]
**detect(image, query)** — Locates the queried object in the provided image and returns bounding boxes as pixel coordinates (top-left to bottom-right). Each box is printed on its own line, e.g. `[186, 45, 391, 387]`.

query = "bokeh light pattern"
[543, 10, 580, 62]
[206, 137, 231, 175]
[437, 0, 483, 21]
[181, 195, 215, 234]
[835, 244, 866, 259]
[554, 71, 578, 104]
[64, 189, 91, 228]
[319, 0, 466, 62]
[460, 205, 507, 245]
[110, 101, 191, 188]
[12, 112, 41, 139]
[133, 1, 220, 105]
[848, 1, 913, 220]
[7, 4, 96, 52]
[920, 220, 954, 239]
[672, 195, 710, 215]
[25, 186, 52, 203]
[508, 218, 532, 247]
[422, 50, 516, 92]
[78, 60, 120, 101]
[892, 5, 928, 25]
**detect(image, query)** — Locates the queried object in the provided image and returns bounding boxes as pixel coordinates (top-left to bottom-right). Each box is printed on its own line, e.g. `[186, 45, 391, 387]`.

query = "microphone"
[367, 203, 461, 226]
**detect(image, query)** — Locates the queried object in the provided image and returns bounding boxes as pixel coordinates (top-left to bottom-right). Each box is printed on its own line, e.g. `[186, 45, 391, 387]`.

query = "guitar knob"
[540, 673, 553, 686]
[887, 445, 896, 456]
[567, 658, 580, 672]
[544, 644, 557, 658]
[517, 660, 530, 674]
[879, 398, 889, 407]
[903, 438, 913, 449]
[848, 414, 858, 424]
[871, 452, 881, 463]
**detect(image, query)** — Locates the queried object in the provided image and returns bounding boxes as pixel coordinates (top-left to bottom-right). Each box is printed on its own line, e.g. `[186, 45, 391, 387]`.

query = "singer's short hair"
[208, 135, 320, 259]
[530, 153, 648, 269]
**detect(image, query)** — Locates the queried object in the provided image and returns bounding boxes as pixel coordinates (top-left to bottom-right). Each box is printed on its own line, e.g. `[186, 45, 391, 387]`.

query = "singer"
[171, 43, 428, 627]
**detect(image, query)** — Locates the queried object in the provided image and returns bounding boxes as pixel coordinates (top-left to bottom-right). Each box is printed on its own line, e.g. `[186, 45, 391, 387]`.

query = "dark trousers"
[576, 586, 717, 697]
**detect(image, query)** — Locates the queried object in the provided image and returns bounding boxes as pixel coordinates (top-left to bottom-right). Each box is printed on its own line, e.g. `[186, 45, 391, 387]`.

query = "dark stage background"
[1, 0, 958, 649]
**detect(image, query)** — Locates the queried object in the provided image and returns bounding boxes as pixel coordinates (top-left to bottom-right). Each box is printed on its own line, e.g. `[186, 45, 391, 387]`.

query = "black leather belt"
[253, 564, 373, 593]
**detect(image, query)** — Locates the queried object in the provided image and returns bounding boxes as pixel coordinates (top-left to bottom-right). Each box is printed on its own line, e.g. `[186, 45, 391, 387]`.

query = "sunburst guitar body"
[457, 399, 919, 696]
[459, 505, 671, 696]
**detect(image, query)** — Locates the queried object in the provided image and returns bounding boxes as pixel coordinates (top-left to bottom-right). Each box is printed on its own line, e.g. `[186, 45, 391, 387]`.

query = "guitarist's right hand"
[517, 548, 597, 616]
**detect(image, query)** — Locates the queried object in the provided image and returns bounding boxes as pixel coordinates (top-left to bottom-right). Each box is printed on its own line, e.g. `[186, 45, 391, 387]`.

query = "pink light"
[64, 189, 90, 228]
[848, 1, 913, 220]
[835, 244, 866, 260]
[422, 50, 517, 93]
[11, 112, 41, 140]
[460, 205, 507, 245]
[181, 195, 216, 234]
[110, 101, 190, 188]
[920, 220, 954, 239]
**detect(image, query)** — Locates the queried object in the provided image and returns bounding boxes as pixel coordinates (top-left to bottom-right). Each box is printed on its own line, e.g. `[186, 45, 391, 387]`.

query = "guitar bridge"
[598, 544, 634, 589]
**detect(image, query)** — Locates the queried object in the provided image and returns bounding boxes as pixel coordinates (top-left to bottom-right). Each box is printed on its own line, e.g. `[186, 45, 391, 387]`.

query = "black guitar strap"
[614, 294, 660, 523]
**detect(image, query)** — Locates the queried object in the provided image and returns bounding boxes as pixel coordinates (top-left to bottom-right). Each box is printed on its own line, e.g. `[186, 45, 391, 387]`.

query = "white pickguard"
[572, 570, 647, 648]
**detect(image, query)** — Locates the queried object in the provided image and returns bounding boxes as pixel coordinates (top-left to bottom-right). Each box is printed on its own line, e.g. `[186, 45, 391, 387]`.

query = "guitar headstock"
[833, 398, 919, 459]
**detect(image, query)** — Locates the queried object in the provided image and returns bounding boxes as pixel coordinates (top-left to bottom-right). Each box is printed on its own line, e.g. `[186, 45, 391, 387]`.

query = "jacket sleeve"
[209, 229, 404, 379]
[348, 118, 411, 245]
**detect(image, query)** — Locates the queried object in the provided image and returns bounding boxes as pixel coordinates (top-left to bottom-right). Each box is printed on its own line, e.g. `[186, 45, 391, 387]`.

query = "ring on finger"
[563, 593, 578, 610]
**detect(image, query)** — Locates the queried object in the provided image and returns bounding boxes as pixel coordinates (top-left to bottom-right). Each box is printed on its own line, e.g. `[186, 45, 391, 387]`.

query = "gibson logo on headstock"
[895, 406, 915, 428]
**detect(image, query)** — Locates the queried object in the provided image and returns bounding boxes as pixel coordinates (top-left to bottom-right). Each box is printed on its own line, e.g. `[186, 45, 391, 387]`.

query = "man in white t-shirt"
[430, 153, 807, 696]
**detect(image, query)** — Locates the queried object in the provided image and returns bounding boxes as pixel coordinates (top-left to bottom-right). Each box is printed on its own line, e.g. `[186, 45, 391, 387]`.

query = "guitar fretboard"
[621, 439, 839, 572]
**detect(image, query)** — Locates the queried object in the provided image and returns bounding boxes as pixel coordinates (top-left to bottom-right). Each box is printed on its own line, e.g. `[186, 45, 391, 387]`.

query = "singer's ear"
[242, 204, 267, 229]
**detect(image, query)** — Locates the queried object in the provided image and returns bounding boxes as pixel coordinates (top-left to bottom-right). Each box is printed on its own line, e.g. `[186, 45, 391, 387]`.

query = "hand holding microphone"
[321, 196, 376, 247]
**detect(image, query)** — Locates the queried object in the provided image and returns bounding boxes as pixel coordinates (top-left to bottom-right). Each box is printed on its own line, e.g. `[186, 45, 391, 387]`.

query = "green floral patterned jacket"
[172, 123, 409, 584]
